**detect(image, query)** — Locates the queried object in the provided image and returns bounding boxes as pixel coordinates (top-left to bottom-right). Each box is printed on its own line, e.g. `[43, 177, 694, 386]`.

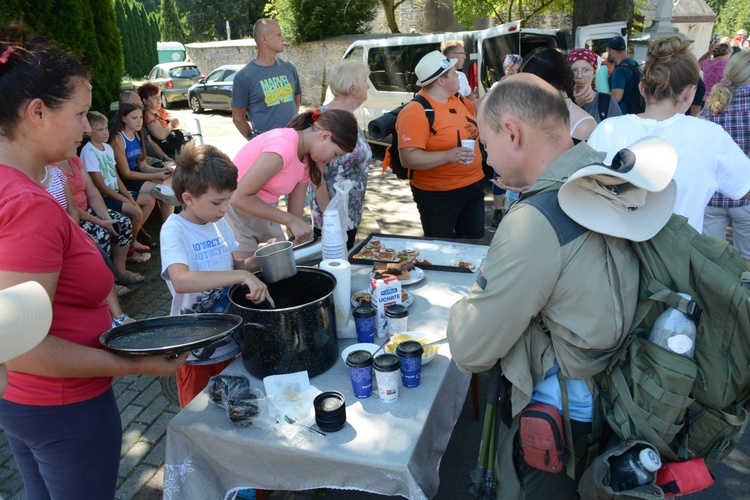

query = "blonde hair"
[641, 36, 699, 104]
[86, 110, 108, 127]
[327, 60, 369, 98]
[441, 40, 465, 57]
[704, 50, 750, 116]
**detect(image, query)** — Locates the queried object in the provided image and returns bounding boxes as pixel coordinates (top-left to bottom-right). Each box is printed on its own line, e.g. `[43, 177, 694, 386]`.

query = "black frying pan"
[100, 313, 243, 357]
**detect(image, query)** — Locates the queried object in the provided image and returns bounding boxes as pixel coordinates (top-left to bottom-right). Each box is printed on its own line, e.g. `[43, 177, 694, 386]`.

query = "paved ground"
[1, 106, 748, 499]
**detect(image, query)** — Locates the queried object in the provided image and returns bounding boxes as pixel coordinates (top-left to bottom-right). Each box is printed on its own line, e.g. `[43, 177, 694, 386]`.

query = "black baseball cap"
[606, 36, 626, 50]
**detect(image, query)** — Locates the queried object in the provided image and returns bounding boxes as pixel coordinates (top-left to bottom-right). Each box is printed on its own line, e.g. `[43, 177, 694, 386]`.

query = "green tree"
[87, 0, 125, 111]
[177, 0, 265, 41]
[135, 2, 157, 73]
[453, 0, 573, 28]
[713, 0, 750, 39]
[138, 0, 161, 12]
[266, 0, 378, 44]
[0, 0, 122, 113]
[159, 0, 186, 42]
[571, 0, 634, 37]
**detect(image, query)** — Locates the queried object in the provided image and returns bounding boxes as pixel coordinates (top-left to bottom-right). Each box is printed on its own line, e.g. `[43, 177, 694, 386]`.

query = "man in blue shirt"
[606, 36, 640, 114]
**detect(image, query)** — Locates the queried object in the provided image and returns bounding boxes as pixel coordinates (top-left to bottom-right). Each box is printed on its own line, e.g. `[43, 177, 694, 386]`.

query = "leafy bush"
[266, 0, 377, 44]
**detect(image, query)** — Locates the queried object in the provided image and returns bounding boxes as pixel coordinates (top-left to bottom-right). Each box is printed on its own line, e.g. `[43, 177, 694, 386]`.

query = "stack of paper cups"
[322, 210, 347, 261]
[319, 259, 351, 334]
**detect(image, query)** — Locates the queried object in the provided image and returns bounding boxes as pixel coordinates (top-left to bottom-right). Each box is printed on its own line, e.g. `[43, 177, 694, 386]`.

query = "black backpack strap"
[597, 93, 611, 121]
[411, 94, 436, 135]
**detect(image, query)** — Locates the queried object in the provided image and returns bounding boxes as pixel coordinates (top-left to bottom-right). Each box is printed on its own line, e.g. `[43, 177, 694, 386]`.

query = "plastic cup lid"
[396, 340, 424, 357]
[385, 304, 408, 318]
[346, 349, 374, 368]
[373, 353, 401, 372]
[353, 304, 377, 318]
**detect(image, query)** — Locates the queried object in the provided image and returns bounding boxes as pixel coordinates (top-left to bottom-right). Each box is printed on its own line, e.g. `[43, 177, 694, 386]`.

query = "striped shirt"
[42, 166, 68, 210]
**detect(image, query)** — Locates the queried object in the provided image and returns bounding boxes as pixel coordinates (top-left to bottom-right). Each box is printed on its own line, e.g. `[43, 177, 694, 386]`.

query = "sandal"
[151, 184, 180, 206]
[127, 252, 151, 264]
[112, 313, 135, 328]
[137, 231, 156, 249]
[116, 270, 145, 284]
[115, 285, 132, 298]
[134, 241, 150, 253]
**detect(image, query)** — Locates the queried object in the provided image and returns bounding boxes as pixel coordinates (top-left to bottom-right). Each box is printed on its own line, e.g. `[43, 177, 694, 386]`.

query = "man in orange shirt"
[395, 51, 485, 241]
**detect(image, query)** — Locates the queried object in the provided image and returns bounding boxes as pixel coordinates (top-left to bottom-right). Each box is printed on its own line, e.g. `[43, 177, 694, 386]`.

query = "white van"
[331, 20, 627, 143]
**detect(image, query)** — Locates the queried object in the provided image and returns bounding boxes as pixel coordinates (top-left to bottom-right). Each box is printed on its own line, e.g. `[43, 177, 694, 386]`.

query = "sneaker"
[151, 184, 180, 206]
[490, 209, 504, 228]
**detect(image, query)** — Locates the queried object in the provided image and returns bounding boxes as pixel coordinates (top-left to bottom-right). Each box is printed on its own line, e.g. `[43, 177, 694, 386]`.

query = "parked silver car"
[145, 62, 203, 108]
[187, 64, 244, 113]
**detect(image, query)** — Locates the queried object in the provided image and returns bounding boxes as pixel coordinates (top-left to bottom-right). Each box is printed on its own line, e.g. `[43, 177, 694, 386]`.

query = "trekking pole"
[468, 361, 503, 498]
[481, 406, 498, 499]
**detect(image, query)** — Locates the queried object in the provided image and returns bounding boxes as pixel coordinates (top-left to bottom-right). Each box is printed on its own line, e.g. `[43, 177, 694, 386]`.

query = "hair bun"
[647, 36, 688, 61]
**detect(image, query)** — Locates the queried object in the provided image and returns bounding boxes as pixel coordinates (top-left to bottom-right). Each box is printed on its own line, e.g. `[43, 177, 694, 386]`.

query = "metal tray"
[349, 233, 488, 273]
[100, 313, 243, 357]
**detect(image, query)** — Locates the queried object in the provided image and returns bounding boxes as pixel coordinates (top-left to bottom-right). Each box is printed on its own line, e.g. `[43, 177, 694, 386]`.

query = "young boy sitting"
[81, 111, 150, 261]
[161, 141, 274, 408]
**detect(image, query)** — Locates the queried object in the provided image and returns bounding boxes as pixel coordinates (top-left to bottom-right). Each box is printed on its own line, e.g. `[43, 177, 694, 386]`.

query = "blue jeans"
[0, 388, 122, 499]
[410, 180, 485, 239]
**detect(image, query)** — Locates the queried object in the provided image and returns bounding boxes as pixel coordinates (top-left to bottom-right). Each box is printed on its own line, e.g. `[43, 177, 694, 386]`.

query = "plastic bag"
[208, 374, 270, 428]
[321, 179, 353, 258]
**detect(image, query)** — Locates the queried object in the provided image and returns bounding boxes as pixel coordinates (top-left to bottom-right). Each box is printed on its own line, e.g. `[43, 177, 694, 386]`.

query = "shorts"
[410, 180, 485, 240]
[224, 204, 285, 254]
[123, 178, 146, 193]
[80, 208, 133, 254]
[102, 196, 123, 212]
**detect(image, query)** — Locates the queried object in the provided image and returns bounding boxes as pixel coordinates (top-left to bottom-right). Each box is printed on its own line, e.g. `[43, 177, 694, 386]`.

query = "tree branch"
[523, 0, 557, 25]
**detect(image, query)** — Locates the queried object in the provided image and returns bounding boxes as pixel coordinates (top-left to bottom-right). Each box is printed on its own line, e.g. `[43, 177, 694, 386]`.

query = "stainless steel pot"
[229, 267, 339, 378]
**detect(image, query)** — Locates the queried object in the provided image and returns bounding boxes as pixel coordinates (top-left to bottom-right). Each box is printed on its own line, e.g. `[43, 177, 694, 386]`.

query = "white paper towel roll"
[320, 259, 353, 337]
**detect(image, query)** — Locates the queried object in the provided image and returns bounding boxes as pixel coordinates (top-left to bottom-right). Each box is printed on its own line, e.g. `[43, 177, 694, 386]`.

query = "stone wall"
[185, 38, 356, 108]
[371, 1, 425, 33]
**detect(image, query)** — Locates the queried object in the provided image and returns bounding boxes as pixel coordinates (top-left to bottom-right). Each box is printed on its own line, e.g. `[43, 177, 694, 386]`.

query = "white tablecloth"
[164, 262, 483, 499]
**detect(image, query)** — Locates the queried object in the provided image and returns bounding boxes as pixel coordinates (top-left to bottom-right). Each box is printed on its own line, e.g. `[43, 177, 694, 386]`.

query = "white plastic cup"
[373, 354, 401, 403]
[461, 139, 476, 150]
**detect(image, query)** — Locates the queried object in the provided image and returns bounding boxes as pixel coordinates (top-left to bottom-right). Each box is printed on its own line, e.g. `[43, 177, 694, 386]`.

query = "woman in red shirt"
[0, 24, 187, 498]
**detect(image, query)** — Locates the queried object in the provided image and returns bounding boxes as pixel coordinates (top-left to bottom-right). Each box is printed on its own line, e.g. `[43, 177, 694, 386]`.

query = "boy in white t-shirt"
[160, 142, 274, 408]
[81, 111, 147, 258]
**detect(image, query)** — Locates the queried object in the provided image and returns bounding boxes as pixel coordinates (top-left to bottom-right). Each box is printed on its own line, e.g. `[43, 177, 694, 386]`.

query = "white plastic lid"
[639, 448, 662, 472]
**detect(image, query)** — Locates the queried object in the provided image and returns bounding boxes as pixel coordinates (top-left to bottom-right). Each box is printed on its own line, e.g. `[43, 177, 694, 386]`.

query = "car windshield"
[169, 66, 200, 78]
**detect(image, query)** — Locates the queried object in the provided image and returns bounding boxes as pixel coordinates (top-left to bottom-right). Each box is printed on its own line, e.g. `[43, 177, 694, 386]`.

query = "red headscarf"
[567, 48, 599, 71]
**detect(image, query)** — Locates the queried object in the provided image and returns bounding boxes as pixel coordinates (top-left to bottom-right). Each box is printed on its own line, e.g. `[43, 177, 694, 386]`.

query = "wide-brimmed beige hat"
[558, 136, 678, 242]
[415, 50, 458, 86]
[0, 281, 51, 363]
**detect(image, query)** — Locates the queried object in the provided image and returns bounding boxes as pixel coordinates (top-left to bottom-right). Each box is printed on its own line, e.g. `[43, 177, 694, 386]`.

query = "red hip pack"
[656, 458, 714, 497]
[519, 402, 566, 473]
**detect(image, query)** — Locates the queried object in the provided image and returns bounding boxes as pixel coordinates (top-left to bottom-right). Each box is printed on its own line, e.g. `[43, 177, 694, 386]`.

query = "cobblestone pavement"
[2, 108, 748, 499]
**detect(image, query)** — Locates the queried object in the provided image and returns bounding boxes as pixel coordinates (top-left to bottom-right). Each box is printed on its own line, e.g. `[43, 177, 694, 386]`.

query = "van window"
[480, 32, 520, 88]
[344, 46, 364, 62]
[479, 33, 562, 89]
[367, 44, 441, 94]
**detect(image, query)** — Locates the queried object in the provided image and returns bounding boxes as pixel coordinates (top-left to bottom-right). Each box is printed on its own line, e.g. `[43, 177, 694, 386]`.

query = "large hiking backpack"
[616, 60, 645, 114]
[383, 94, 434, 180]
[382, 94, 493, 181]
[599, 214, 750, 467]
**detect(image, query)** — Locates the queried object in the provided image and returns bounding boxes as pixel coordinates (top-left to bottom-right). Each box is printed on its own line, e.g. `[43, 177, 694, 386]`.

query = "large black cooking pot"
[229, 267, 339, 378]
